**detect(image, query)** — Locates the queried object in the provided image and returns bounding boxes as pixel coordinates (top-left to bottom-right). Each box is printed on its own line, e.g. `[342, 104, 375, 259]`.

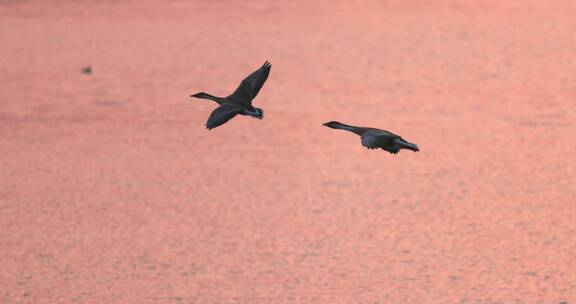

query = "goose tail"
[395, 138, 419, 152]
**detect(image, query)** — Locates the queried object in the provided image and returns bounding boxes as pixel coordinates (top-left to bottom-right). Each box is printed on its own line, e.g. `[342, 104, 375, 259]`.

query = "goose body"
[191, 61, 271, 130]
[323, 121, 419, 154]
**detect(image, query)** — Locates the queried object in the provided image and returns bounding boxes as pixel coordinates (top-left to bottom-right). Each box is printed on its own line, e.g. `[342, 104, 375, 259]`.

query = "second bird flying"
[323, 121, 419, 154]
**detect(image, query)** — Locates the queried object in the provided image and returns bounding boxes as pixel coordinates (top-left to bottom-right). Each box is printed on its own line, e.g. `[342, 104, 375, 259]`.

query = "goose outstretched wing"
[205, 103, 243, 130]
[361, 131, 396, 149]
[230, 61, 271, 103]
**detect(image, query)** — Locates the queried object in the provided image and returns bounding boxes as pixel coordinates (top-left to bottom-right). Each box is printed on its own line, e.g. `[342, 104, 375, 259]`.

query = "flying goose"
[323, 121, 419, 154]
[191, 61, 271, 130]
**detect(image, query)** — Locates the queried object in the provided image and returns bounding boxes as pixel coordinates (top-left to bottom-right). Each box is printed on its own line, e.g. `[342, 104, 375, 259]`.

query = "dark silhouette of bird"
[82, 66, 92, 75]
[322, 121, 419, 154]
[190, 61, 271, 130]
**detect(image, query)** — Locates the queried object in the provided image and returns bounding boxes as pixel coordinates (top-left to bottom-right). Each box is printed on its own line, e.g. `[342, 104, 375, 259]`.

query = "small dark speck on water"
[82, 66, 92, 75]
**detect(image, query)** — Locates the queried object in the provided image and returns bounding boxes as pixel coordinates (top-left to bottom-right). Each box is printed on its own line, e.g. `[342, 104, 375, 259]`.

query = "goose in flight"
[191, 61, 271, 130]
[323, 121, 419, 154]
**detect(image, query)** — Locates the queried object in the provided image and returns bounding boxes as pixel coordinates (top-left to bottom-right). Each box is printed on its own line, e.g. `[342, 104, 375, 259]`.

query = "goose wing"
[361, 130, 397, 149]
[230, 61, 271, 104]
[205, 103, 243, 130]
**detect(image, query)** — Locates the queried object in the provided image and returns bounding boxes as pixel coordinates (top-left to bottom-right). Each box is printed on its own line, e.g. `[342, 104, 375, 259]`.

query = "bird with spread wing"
[190, 61, 271, 130]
